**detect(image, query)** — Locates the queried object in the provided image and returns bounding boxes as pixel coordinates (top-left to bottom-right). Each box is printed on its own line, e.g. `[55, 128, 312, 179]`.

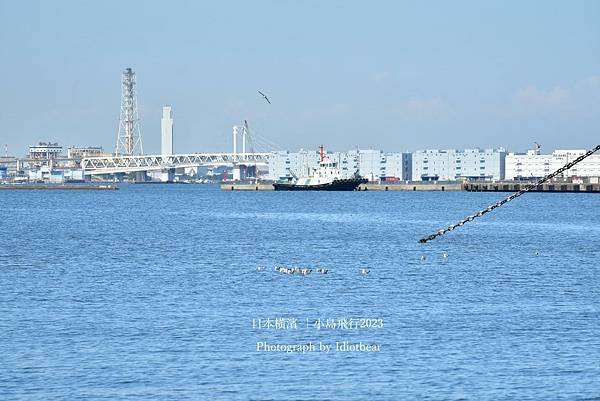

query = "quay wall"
[221, 183, 275, 191]
[220, 183, 462, 191]
[358, 183, 462, 191]
[222, 181, 600, 192]
[463, 182, 600, 193]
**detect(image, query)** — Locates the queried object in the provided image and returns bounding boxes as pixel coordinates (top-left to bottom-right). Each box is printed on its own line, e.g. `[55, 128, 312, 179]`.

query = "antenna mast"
[115, 68, 143, 156]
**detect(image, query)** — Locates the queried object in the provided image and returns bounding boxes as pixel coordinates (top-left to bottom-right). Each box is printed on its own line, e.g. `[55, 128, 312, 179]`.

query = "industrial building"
[21, 143, 107, 181]
[67, 146, 107, 159]
[28, 167, 84, 183]
[28, 142, 63, 166]
[338, 150, 412, 181]
[268, 146, 600, 184]
[412, 148, 506, 181]
[268, 150, 319, 180]
[505, 149, 600, 180]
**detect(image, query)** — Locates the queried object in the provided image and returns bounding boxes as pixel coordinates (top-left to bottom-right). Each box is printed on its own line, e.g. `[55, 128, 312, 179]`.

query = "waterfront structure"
[81, 152, 269, 176]
[67, 146, 106, 159]
[229, 122, 260, 181]
[64, 169, 85, 182]
[267, 149, 412, 182]
[505, 149, 600, 180]
[339, 150, 412, 181]
[381, 152, 411, 181]
[29, 142, 62, 160]
[28, 166, 85, 184]
[27, 167, 85, 183]
[28, 167, 64, 183]
[28, 142, 63, 167]
[161, 106, 173, 156]
[273, 146, 368, 191]
[115, 68, 143, 156]
[349, 150, 412, 181]
[268, 149, 321, 181]
[412, 148, 506, 181]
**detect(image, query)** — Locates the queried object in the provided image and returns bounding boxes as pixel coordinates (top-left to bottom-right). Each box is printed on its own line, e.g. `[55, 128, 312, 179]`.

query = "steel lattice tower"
[115, 68, 143, 156]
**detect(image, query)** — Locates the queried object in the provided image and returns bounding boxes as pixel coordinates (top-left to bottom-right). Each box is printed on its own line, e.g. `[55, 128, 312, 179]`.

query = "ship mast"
[319, 145, 324, 162]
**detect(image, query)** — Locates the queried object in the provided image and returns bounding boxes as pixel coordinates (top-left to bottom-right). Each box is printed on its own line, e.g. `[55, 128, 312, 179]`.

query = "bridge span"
[81, 153, 270, 175]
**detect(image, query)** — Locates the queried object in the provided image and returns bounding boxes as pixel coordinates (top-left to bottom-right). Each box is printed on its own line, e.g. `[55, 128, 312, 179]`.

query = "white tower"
[232, 126, 238, 161]
[242, 120, 248, 157]
[115, 68, 143, 156]
[161, 106, 173, 156]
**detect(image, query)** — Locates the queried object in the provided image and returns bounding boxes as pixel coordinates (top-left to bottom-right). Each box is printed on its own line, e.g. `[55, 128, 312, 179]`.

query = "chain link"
[418, 144, 600, 243]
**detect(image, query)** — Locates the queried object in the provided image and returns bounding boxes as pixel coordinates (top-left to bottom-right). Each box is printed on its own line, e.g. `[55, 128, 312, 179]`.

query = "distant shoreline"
[0, 184, 118, 190]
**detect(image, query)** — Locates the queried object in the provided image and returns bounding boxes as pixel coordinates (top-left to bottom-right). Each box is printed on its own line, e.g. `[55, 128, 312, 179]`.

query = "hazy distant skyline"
[1, 1, 599, 156]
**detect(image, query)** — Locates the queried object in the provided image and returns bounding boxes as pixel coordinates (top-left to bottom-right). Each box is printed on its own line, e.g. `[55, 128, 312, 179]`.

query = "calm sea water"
[1, 184, 599, 400]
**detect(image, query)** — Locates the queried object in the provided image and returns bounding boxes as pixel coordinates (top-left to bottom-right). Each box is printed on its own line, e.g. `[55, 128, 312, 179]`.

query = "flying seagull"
[258, 90, 271, 104]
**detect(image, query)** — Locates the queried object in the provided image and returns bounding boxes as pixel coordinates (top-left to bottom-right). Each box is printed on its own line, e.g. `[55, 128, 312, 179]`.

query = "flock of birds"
[256, 250, 543, 276]
[256, 265, 328, 276]
[257, 265, 373, 276]
[256, 252, 457, 277]
[272, 266, 329, 276]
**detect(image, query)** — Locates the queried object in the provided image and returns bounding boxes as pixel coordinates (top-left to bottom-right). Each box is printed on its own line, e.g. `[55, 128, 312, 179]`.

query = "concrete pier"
[221, 183, 274, 191]
[463, 182, 600, 193]
[358, 182, 462, 191]
[221, 181, 600, 192]
[220, 182, 463, 191]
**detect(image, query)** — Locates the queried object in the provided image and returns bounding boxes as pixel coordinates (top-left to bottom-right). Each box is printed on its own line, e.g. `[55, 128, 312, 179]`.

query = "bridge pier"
[246, 165, 256, 179]
[134, 171, 148, 182]
[231, 164, 256, 181]
[159, 168, 175, 183]
[232, 165, 241, 181]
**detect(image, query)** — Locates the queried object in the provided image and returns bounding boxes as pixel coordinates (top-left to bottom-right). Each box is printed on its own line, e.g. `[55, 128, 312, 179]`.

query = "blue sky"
[0, 0, 599, 155]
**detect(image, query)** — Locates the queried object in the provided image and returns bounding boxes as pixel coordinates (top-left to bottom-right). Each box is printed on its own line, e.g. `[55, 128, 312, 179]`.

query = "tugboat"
[273, 145, 367, 191]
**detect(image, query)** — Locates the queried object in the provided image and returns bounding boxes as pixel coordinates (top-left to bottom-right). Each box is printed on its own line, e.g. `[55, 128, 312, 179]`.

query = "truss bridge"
[81, 153, 270, 176]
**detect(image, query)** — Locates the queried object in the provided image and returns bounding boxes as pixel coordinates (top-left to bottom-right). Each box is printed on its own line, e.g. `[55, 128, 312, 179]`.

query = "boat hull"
[273, 178, 367, 191]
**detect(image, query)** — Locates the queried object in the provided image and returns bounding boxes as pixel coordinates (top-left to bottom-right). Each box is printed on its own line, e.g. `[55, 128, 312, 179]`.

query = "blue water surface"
[1, 185, 599, 400]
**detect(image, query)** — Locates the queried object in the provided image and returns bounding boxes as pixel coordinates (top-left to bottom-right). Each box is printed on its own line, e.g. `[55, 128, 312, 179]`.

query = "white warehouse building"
[412, 148, 506, 181]
[505, 149, 600, 180]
